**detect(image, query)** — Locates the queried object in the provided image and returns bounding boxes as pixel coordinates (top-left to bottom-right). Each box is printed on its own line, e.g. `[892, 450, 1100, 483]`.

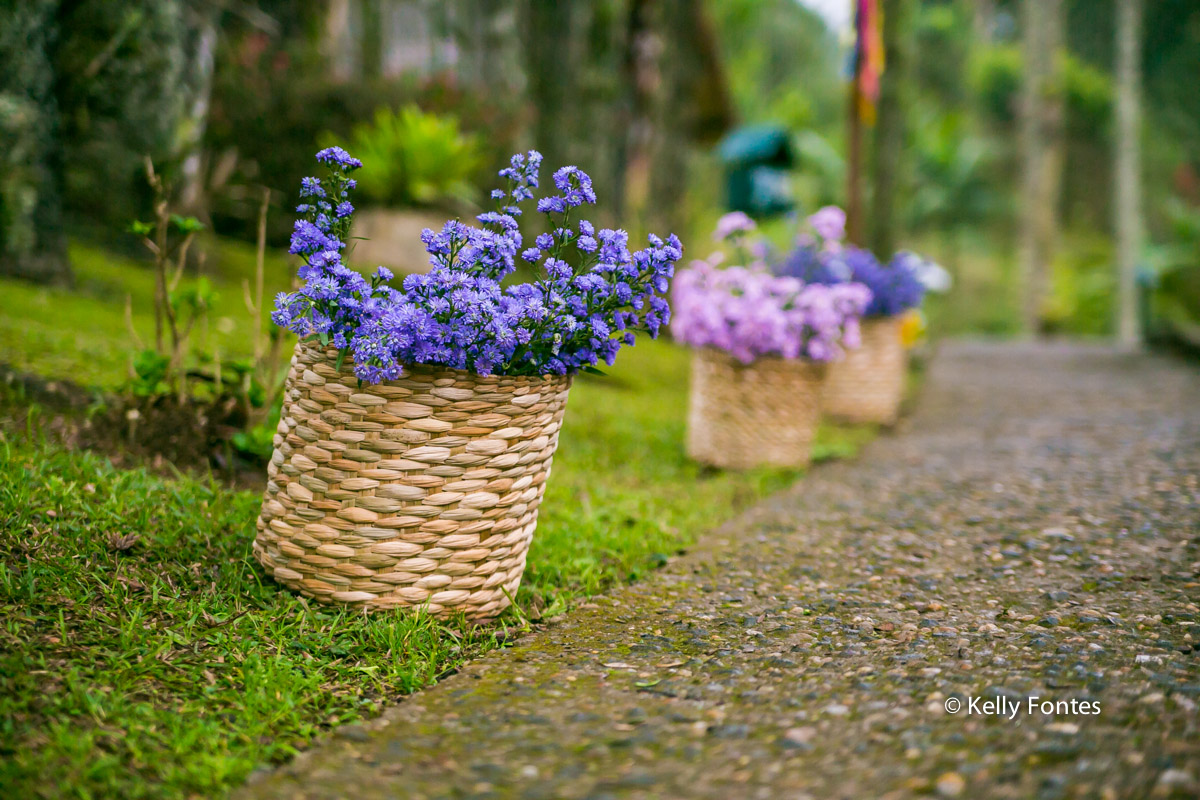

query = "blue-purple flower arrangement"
[273, 148, 682, 382]
[775, 206, 931, 318]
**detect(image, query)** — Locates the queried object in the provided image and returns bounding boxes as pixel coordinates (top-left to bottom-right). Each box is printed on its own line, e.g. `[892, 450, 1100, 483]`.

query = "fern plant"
[326, 105, 482, 209]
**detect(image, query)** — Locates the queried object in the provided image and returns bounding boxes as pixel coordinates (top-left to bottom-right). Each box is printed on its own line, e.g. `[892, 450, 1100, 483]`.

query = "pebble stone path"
[242, 341, 1200, 800]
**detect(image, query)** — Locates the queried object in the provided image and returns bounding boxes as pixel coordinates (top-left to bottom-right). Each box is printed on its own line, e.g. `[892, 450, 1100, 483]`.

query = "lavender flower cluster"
[272, 148, 682, 383]
[775, 207, 927, 318]
[670, 259, 872, 364]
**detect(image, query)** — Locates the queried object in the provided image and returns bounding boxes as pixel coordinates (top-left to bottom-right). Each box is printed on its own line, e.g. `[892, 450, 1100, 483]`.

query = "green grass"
[914, 228, 1129, 340]
[0, 445, 493, 797]
[0, 325, 874, 798]
[0, 239, 295, 391]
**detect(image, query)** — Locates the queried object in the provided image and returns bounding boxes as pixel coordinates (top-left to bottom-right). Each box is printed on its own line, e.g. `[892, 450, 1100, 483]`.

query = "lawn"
[0, 265, 876, 797]
[0, 239, 294, 391]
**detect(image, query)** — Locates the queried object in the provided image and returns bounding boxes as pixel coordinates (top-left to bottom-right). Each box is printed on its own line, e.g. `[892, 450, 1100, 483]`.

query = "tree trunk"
[1017, 0, 1065, 335]
[646, 0, 729, 233]
[178, 6, 221, 217]
[620, 0, 657, 223]
[971, 0, 995, 43]
[323, 0, 356, 82]
[0, 0, 71, 285]
[359, 0, 383, 80]
[523, 0, 576, 175]
[1114, 0, 1143, 349]
[869, 0, 913, 258]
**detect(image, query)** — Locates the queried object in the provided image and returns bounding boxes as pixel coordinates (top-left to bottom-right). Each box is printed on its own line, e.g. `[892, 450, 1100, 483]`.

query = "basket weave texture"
[686, 348, 826, 469]
[821, 316, 906, 425]
[254, 341, 572, 620]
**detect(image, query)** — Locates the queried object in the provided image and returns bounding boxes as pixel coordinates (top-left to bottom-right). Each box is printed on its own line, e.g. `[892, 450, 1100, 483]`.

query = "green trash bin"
[717, 124, 795, 217]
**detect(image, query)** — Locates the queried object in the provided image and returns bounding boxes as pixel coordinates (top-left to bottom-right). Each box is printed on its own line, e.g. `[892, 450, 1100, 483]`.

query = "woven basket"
[686, 348, 826, 470]
[254, 341, 572, 621]
[821, 316, 906, 425]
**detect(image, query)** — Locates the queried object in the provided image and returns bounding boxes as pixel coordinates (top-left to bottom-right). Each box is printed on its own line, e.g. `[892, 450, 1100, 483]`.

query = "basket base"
[686, 349, 826, 470]
[822, 317, 907, 425]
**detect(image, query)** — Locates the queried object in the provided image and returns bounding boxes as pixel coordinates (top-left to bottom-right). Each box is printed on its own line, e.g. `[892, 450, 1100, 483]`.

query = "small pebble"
[936, 772, 966, 797]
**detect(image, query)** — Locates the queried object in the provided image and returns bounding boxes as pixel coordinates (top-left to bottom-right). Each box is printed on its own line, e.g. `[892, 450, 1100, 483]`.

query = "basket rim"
[295, 340, 575, 387]
[692, 345, 832, 371]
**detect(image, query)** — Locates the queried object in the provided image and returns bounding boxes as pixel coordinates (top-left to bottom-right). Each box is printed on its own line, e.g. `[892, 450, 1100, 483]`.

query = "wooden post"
[846, 11, 865, 247]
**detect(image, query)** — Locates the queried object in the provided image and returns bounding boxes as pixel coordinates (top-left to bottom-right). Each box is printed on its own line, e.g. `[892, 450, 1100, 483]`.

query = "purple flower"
[315, 146, 363, 170]
[777, 242, 926, 317]
[299, 177, 325, 198]
[808, 206, 846, 243]
[713, 211, 756, 241]
[275, 148, 684, 382]
[289, 220, 342, 255]
[537, 196, 567, 214]
[552, 166, 597, 206]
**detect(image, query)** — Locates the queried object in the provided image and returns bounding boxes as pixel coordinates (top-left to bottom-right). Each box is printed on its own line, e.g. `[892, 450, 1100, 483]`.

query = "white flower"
[913, 258, 953, 293]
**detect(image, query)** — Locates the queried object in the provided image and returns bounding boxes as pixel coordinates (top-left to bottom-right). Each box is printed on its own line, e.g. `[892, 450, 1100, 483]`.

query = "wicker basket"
[686, 348, 826, 470]
[821, 316, 906, 425]
[254, 341, 572, 621]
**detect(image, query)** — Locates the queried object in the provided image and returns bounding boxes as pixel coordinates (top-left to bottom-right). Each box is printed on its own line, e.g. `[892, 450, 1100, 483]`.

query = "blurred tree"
[970, 43, 1114, 231]
[176, 2, 229, 216]
[0, 0, 71, 284]
[1017, 0, 1065, 335]
[910, 111, 999, 265]
[1114, 0, 1143, 348]
[55, 2, 193, 224]
[870, 0, 915, 257]
[707, 0, 840, 132]
[521, 0, 729, 232]
[971, 0, 996, 42]
[914, 2, 971, 108]
[645, 0, 732, 231]
[523, 0, 575, 177]
[0, 0, 222, 252]
[207, 0, 529, 242]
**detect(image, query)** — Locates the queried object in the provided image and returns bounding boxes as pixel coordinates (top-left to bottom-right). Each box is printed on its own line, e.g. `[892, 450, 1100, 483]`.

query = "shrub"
[325, 105, 483, 210]
[970, 44, 1113, 136]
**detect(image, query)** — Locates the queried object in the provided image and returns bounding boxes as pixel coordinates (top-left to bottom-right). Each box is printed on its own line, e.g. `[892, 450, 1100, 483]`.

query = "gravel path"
[242, 341, 1200, 800]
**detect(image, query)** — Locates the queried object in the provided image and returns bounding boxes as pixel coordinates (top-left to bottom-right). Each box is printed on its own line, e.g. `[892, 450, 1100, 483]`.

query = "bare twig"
[253, 186, 270, 359]
[83, 12, 139, 78]
[169, 231, 197, 293]
[144, 157, 166, 353]
[123, 293, 144, 350]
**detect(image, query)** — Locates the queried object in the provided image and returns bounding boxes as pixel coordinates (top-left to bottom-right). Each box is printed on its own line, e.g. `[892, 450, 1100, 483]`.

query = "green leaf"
[169, 214, 205, 233]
